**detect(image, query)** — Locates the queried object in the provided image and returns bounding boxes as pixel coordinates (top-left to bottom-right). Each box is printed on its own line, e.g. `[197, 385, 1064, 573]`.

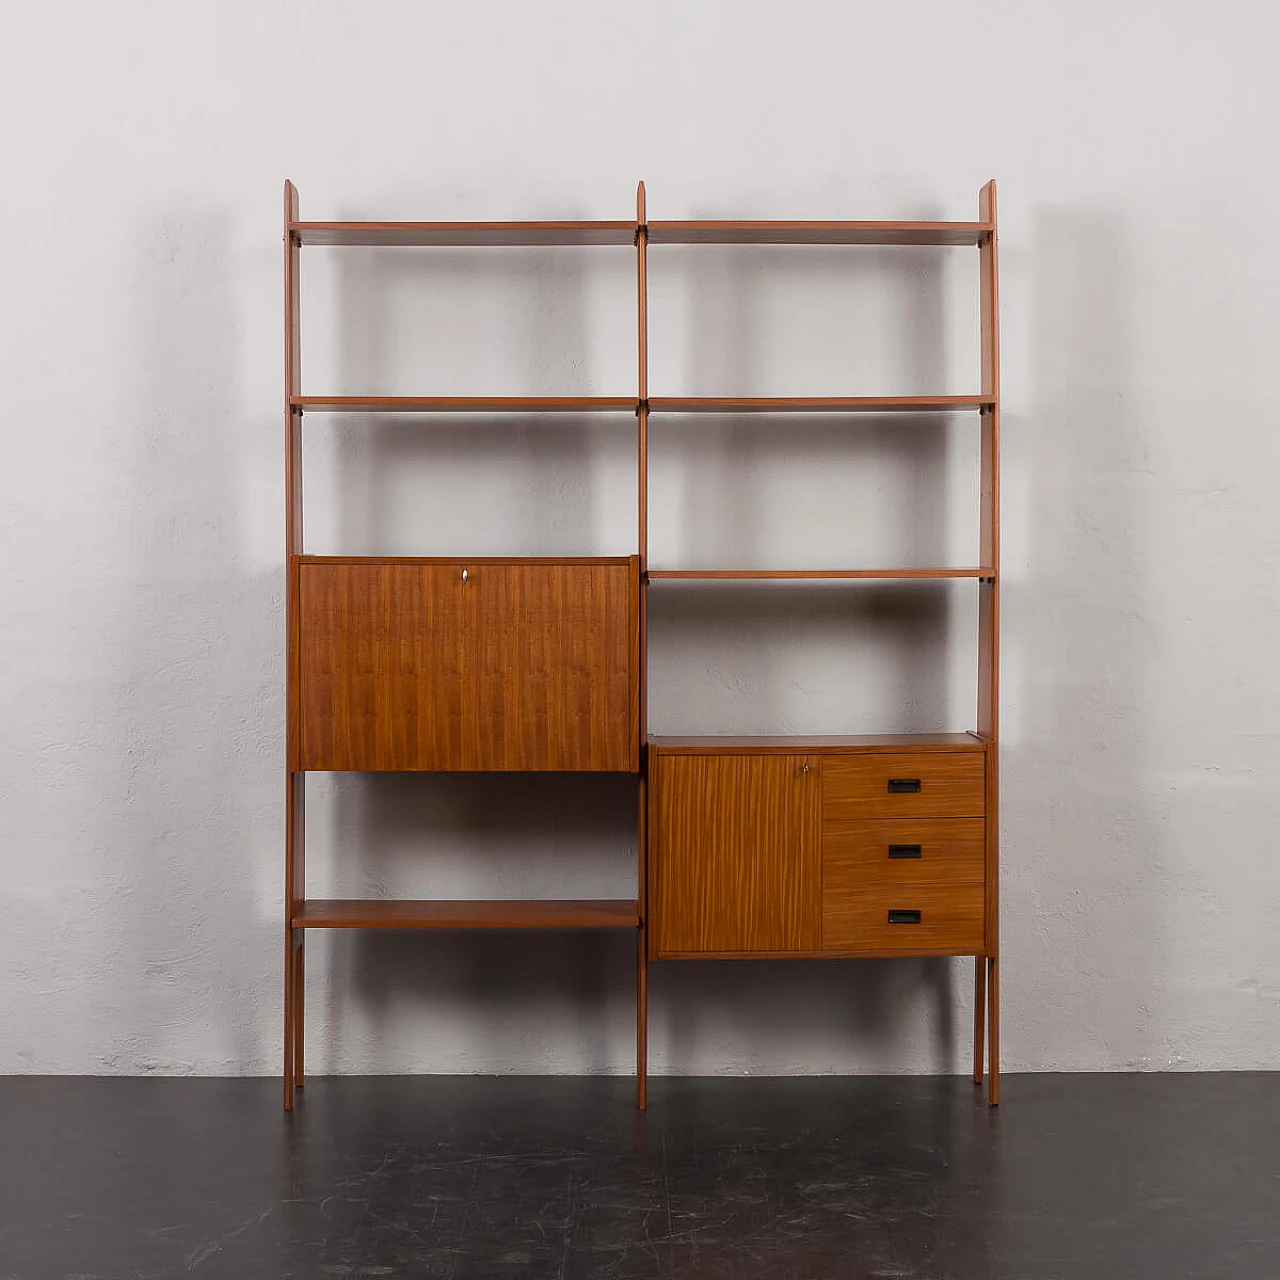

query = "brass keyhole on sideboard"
[461, 568, 468, 583]
[802, 763, 810, 774]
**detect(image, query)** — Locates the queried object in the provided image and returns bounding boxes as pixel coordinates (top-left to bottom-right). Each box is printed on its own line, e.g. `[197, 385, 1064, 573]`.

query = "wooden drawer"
[823, 882, 985, 953]
[822, 751, 984, 820]
[823, 818, 984, 887]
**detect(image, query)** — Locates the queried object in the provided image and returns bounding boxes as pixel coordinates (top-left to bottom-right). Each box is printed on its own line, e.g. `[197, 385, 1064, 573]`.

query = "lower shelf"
[292, 899, 639, 930]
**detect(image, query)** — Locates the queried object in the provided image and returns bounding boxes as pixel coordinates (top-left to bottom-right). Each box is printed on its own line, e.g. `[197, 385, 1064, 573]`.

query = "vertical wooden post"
[635, 181, 650, 1111]
[284, 181, 304, 1110]
[977, 179, 1000, 1105]
[972, 957, 986, 1083]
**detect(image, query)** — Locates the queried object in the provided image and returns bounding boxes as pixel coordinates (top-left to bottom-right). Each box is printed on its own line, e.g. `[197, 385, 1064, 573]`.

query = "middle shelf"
[649, 396, 994, 414]
[291, 395, 993, 415]
[295, 557, 993, 580]
[647, 568, 992, 580]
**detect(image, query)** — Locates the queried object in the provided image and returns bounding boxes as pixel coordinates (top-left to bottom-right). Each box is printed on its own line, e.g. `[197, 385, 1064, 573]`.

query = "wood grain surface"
[822, 752, 985, 820]
[822, 881, 985, 952]
[651, 753, 819, 954]
[298, 558, 637, 771]
[822, 817, 985, 887]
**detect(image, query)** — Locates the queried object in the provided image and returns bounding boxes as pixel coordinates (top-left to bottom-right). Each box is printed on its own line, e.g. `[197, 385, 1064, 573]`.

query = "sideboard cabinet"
[650, 738, 990, 958]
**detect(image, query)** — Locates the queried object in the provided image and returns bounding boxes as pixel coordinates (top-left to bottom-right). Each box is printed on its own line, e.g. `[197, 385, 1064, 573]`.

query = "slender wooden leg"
[636, 925, 648, 1111]
[987, 956, 1000, 1105]
[973, 956, 986, 1084]
[294, 935, 305, 1089]
[283, 927, 295, 1111]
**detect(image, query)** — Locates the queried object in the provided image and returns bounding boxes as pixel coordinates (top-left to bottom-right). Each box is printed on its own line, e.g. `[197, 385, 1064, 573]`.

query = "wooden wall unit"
[282, 179, 1001, 1110]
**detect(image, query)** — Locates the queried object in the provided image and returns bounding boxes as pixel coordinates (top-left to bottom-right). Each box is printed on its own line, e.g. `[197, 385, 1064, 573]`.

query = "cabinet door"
[470, 561, 636, 771]
[299, 562, 473, 770]
[298, 559, 637, 771]
[651, 754, 819, 955]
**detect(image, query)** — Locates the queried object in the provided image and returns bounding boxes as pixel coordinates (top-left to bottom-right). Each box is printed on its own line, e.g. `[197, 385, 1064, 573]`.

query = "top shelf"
[290, 220, 992, 249]
[291, 221, 636, 247]
[647, 221, 992, 246]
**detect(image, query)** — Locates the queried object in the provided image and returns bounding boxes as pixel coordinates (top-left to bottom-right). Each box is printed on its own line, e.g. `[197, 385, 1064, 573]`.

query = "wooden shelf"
[292, 221, 635, 247]
[293, 899, 640, 930]
[649, 395, 994, 414]
[646, 568, 993, 581]
[292, 396, 638, 414]
[649, 734, 985, 753]
[648, 221, 992, 246]
[297, 554, 634, 567]
[293, 220, 990, 248]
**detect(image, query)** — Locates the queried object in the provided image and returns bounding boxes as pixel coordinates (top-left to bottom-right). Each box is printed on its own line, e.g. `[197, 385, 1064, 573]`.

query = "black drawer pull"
[887, 909, 922, 925]
[888, 844, 922, 859]
[887, 778, 921, 794]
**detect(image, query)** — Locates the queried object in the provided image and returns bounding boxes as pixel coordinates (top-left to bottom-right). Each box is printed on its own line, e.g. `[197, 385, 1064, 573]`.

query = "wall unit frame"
[282, 179, 1001, 1109]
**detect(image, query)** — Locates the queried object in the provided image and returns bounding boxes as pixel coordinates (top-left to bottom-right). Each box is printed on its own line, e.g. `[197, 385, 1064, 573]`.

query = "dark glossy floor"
[2, 1074, 1277, 1279]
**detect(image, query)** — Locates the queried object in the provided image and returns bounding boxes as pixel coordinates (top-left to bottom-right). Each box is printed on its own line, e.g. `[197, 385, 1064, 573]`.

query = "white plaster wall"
[2, 0, 1278, 1077]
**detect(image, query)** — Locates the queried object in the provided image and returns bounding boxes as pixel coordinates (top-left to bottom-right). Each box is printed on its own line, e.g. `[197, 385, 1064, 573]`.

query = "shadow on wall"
[116, 207, 275, 1072]
[320, 773, 637, 1076]
[308, 242, 640, 1074]
[646, 239, 964, 1075]
[1006, 209, 1157, 1073]
[317, 243, 633, 557]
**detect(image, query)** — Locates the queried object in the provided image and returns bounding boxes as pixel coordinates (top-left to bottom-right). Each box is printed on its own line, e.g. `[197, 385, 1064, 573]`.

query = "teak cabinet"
[297, 558, 639, 772]
[282, 179, 1002, 1112]
[650, 741, 989, 959]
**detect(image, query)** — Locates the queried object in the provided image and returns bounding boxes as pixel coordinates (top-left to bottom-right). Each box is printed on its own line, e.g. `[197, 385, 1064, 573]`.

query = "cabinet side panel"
[651, 754, 819, 953]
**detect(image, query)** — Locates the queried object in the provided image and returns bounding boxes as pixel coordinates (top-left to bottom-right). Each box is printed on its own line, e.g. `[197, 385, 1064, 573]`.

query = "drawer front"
[822, 751, 985, 820]
[823, 817, 985, 887]
[823, 882, 985, 953]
